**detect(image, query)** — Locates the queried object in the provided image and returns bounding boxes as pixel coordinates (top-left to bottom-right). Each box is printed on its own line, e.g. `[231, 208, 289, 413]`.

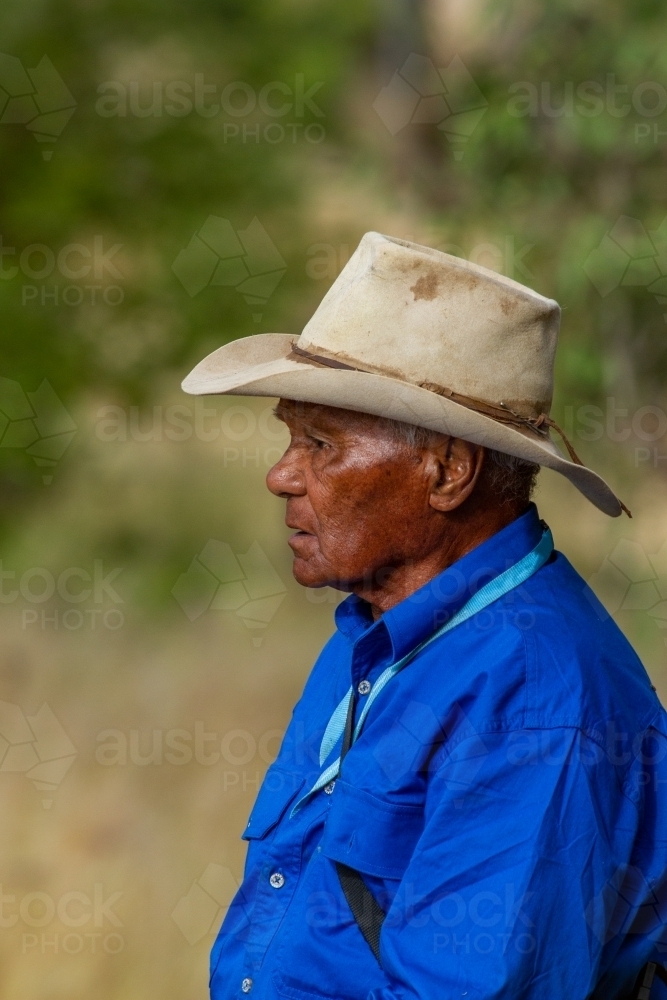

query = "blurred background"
[1, 0, 667, 996]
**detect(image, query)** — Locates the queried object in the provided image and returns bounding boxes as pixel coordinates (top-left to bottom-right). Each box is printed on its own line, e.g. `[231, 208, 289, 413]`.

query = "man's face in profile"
[266, 399, 485, 605]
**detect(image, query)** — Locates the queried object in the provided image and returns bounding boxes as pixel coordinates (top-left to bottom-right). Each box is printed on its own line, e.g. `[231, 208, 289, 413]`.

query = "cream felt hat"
[182, 232, 627, 517]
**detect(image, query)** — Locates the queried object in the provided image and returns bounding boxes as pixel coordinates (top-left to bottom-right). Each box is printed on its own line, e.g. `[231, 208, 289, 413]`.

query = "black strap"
[339, 690, 355, 763]
[625, 963, 667, 999]
[336, 861, 386, 964]
[335, 692, 387, 965]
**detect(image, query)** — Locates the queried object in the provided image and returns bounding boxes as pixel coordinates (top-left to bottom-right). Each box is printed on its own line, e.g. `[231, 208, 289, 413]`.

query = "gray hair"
[381, 418, 539, 507]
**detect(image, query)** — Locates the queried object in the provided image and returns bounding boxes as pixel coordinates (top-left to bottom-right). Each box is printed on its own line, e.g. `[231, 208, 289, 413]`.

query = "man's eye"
[309, 436, 328, 449]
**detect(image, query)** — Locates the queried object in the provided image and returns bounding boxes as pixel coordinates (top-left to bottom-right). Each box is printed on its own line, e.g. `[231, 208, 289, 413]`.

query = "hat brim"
[182, 333, 624, 517]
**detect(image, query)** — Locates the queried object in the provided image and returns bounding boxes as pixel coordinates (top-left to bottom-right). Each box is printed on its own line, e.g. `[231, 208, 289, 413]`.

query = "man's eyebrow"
[273, 405, 338, 438]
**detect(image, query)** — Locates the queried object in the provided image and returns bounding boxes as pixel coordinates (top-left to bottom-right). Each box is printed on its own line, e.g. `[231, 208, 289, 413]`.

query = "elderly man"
[183, 234, 667, 1000]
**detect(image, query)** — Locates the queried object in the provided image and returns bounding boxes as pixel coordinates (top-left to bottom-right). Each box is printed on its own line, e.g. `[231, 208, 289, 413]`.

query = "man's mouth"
[286, 523, 317, 551]
[286, 518, 313, 537]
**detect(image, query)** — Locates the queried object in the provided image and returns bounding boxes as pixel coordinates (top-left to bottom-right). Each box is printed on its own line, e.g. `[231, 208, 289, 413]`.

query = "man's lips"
[286, 518, 314, 536]
[286, 524, 317, 551]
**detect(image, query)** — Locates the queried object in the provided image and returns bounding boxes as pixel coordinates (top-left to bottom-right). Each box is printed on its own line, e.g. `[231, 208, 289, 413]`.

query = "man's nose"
[266, 449, 306, 498]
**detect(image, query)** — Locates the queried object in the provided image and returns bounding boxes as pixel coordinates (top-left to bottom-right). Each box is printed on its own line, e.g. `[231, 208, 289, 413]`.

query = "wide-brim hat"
[182, 232, 627, 517]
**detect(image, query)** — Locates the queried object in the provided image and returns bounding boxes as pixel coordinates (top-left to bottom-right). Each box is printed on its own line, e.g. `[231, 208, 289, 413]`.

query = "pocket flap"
[242, 766, 305, 841]
[321, 780, 423, 880]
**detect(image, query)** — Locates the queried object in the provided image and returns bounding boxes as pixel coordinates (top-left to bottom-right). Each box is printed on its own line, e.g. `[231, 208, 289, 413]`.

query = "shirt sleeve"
[368, 726, 647, 1000]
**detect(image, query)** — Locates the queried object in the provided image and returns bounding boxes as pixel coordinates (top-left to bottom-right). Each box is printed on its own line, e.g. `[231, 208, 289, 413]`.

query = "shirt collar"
[334, 503, 545, 666]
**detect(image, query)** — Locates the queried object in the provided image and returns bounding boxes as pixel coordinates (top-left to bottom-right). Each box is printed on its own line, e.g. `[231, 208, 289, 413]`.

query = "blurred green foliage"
[1, 0, 666, 518]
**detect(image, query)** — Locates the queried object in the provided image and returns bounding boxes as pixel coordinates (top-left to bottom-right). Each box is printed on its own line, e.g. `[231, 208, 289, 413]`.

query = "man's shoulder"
[422, 549, 662, 741]
[509, 549, 661, 736]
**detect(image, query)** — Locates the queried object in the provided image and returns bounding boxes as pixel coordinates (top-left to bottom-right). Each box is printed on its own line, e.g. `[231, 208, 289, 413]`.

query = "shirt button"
[357, 680, 371, 695]
[324, 781, 336, 795]
[241, 979, 253, 993]
[269, 872, 285, 889]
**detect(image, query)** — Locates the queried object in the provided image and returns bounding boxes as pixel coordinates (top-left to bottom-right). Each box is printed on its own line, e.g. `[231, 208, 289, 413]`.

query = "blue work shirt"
[210, 505, 667, 1000]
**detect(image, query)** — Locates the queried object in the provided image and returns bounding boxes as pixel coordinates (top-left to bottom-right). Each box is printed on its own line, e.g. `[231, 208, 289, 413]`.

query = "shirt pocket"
[242, 764, 305, 841]
[320, 779, 424, 880]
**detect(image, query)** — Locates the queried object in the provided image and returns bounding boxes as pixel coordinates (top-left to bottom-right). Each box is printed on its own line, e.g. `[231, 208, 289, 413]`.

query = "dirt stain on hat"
[410, 271, 440, 301]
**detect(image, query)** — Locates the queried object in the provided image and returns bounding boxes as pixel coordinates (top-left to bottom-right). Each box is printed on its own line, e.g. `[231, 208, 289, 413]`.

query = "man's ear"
[428, 437, 485, 512]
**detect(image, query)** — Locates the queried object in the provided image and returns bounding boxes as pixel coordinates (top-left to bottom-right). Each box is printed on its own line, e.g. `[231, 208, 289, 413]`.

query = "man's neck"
[353, 502, 528, 619]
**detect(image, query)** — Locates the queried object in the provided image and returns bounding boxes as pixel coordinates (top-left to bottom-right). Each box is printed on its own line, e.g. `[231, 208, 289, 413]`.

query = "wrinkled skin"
[267, 399, 526, 618]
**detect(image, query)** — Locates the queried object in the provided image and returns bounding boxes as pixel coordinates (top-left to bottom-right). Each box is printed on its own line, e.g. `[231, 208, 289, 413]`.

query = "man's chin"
[288, 537, 350, 590]
[291, 558, 353, 595]
[291, 556, 330, 589]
